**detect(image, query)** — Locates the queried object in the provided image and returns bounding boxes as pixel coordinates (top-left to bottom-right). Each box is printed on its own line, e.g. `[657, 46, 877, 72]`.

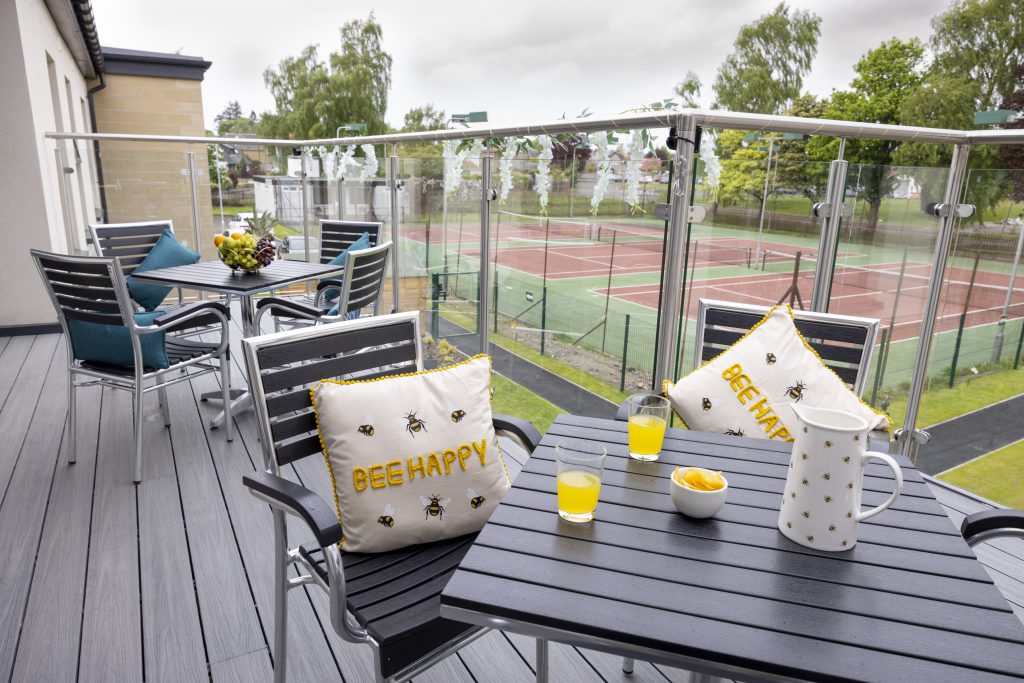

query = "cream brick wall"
[93, 74, 217, 259]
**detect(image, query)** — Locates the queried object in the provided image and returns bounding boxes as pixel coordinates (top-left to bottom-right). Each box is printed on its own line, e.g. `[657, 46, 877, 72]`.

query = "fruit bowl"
[215, 231, 276, 274]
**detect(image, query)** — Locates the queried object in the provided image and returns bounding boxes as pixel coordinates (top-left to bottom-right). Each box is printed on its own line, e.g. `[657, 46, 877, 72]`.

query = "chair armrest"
[316, 278, 343, 292]
[243, 470, 342, 548]
[255, 296, 325, 321]
[961, 509, 1024, 543]
[614, 399, 629, 421]
[493, 414, 541, 453]
[150, 301, 230, 332]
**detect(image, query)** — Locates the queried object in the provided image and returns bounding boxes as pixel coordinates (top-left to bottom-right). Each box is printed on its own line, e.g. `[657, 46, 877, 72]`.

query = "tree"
[217, 115, 259, 137]
[674, 71, 702, 108]
[715, 129, 768, 207]
[774, 93, 830, 206]
[930, 0, 1024, 110]
[808, 38, 925, 230]
[260, 14, 392, 140]
[712, 3, 821, 114]
[401, 104, 446, 132]
[998, 65, 1024, 202]
[215, 101, 243, 123]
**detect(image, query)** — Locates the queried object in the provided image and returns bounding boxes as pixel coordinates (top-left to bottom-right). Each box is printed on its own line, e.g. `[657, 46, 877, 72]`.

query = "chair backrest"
[31, 250, 137, 353]
[89, 220, 174, 275]
[333, 242, 392, 318]
[242, 311, 423, 471]
[693, 299, 880, 396]
[319, 220, 383, 264]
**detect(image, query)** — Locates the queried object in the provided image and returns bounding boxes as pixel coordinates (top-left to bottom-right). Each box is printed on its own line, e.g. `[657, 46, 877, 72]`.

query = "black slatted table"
[131, 260, 344, 425]
[440, 414, 1024, 683]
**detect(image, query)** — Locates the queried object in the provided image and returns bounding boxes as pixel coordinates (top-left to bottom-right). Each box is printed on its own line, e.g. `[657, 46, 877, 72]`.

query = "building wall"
[0, 0, 97, 326]
[93, 74, 216, 259]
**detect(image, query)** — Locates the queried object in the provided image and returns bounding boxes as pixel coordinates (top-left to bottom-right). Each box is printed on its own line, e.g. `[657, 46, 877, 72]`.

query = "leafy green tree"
[930, 0, 1024, 110]
[809, 39, 925, 230]
[774, 93, 830, 206]
[260, 14, 392, 140]
[397, 104, 446, 177]
[674, 71, 702, 108]
[712, 3, 821, 114]
[998, 65, 1024, 201]
[216, 115, 258, 137]
[715, 129, 768, 206]
[215, 101, 243, 123]
[401, 103, 446, 132]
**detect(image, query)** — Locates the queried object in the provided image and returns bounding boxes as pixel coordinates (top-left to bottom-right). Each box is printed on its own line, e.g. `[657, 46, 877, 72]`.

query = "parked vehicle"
[280, 235, 320, 262]
[227, 212, 254, 231]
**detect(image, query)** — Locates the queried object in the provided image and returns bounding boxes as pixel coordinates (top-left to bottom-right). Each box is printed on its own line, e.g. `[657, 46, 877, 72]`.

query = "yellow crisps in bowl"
[674, 467, 726, 492]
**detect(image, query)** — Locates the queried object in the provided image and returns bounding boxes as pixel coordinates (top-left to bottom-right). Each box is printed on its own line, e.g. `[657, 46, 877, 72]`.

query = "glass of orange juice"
[555, 439, 607, 523]
[627, 393, 670, 461]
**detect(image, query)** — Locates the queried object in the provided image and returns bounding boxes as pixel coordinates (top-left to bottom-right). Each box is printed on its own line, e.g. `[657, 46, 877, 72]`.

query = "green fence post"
[540, 286, 548, 356]
[620, 314, 631, 392]
[430, 272, 440, 339]
[869, 328, 888, 407]
[1014, 319, 1024, 370]
[493, 272, 499, 334]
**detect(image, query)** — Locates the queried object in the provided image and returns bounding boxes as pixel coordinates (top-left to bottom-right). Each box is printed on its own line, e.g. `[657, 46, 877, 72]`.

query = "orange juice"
[557, 470, 601, 521]
[628, 414, 667, 460]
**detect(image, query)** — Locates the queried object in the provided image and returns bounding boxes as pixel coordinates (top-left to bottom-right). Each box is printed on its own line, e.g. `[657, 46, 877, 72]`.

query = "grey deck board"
[1, 323, 1021, 682]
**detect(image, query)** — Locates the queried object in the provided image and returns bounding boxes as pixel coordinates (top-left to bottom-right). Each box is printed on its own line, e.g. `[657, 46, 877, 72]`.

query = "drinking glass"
[627, 393, 670, 461]
[555, 439, 606, 523]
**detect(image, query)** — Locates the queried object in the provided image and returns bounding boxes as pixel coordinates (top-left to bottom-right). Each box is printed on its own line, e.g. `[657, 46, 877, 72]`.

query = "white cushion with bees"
[663, 305, 890, 443]
[310, 354, 511, 554]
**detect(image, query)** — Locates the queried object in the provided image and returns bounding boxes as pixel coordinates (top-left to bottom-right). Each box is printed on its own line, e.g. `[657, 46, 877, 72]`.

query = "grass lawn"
[491, 372, 562, 434]
[884, 365, 1024, 430]
[937, 439, 1024, 509]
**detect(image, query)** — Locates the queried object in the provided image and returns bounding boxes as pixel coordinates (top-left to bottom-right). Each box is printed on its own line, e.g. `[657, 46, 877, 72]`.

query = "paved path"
[918, 393, 1024, 475]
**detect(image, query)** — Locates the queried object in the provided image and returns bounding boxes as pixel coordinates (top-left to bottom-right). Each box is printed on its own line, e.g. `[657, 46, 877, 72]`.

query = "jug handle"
[856, 451, 903, 522]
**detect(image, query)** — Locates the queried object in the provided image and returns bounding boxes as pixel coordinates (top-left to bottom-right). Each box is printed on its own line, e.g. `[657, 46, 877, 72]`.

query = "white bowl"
[670, 467, 728, 519]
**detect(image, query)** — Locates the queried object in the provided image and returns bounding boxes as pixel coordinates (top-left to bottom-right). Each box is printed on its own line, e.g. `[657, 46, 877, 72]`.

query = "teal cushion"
[326, 304, 361, 321]
[127, 229, 200, 310]
[322, 232, 371, 302]
[66, 311, 170, 370]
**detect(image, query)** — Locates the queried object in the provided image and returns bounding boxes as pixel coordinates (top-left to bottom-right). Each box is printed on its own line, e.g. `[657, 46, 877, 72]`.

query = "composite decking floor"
[0, 319, 1021, 682]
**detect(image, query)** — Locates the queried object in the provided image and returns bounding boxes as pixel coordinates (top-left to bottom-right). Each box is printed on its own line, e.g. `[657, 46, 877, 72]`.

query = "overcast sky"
[90, 0, 951, 132]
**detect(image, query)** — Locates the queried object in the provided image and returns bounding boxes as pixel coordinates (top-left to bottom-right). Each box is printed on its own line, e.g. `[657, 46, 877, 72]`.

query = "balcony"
[4, 111, 1023, 681]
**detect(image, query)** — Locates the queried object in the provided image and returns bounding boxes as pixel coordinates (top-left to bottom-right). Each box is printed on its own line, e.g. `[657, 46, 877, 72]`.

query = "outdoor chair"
[254, 241, 391, 330]
[269, 219, 384, 328]
[240, 311, 541, 683]
[90, 219, 187, 310]
[31, 250, 234, 483]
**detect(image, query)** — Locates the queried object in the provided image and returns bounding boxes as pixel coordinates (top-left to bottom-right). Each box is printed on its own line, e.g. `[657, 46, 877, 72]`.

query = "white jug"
[778, 404, 902, 551]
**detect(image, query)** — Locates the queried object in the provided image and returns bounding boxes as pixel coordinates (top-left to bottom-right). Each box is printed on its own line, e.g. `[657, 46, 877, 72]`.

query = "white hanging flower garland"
[624, 133, 645, 213]
[590, 134, 613, 215]
[498, 142, 515, 204]
[338, 145, 358, 178]
[534, 135, 553, 213]
[360, 144, 379, 180]
[699, 131, 721, 190]
[442, 140, 469, 198]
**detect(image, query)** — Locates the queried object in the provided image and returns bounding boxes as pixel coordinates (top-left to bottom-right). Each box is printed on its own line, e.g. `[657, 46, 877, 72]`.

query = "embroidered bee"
[846, 512, 853, 518]
[824, 495, 832, 503]
[466, 488, 485, 509]
[766, 352, 777, 365]
[802, 478, 808, 486]
[842, 456, 850, 463]
[853, 435, 860, 442]
[786, 521, 792, 528]
[724, 427, 745, 437]
[790, 492, 796, 498]
[421, 494, 451, 520]
[806, 535, 814, 543]
[828, 524, 836, 532]
[802, 511, 810, 518]
[847, 482, 854, 489]
[802, 426, 808, 433]
[823, 473, 831, 480]
[801, 452, 808, 460]
[450, 409, 467, 423]
[702, 397, 712, 412]
[357, 424, 375, 437]
[785, 381, 807, 402]
[377, 504, 396, 528]
[404, 411, 427, 437]
[825, 441, 833, 448]
[841, 539, 849, 547]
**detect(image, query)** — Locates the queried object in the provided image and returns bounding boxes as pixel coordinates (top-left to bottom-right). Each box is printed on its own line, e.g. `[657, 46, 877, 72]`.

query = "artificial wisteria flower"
[442, 140, 468, 198]
[338, 145, 358, 178]
[624, 133, 645, 213]
[360, 144, 379, 180]
[699, 132, 721, 190]
[498, 141, 515, 204]
[535, 135, 553, 213]
[590, 134, 613, 215]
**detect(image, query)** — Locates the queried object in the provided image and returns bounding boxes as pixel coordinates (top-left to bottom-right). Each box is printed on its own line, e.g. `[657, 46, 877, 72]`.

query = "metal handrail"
[42, 108, 1024, 147]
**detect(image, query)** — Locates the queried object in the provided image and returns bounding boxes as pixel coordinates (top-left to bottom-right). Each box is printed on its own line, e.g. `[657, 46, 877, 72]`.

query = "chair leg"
[133, 375, 145, 484]
[67, 375, 77, 465]
[221, 353, 233, 442]
[156, 375, 171, 427]
[536, 639, 549, 683]
[622, 657, 635, 675]
[272, 508, 289, 683]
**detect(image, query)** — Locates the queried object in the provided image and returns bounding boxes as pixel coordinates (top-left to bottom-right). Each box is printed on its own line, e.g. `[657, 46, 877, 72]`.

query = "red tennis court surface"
[596, 262, 1024, 342]
[425, 221, 832, 279]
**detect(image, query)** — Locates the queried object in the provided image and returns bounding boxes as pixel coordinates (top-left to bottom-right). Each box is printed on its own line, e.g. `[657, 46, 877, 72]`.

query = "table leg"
[210, 294, 257, 429]
[535, 639, 549, 683]
[622, 657, 635, 675]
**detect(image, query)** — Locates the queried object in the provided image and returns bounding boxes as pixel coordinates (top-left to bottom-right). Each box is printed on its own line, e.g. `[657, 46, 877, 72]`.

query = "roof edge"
[101, 46, 211, 81]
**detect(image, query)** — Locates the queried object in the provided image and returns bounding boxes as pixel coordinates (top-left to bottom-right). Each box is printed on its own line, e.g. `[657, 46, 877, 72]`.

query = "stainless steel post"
[899, 143, 971, 461]
[754, 137, 774, 267]
[186, 148, 202, 252]
[992, 222, 1024, 361]
[654, 114, 697, 387]
[300, 148, 310, 262]
[389, 153, 401, 313]
[810, 159, 850, 311]
[55, 145, 77, 253]
[478, 154, 494, 354]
